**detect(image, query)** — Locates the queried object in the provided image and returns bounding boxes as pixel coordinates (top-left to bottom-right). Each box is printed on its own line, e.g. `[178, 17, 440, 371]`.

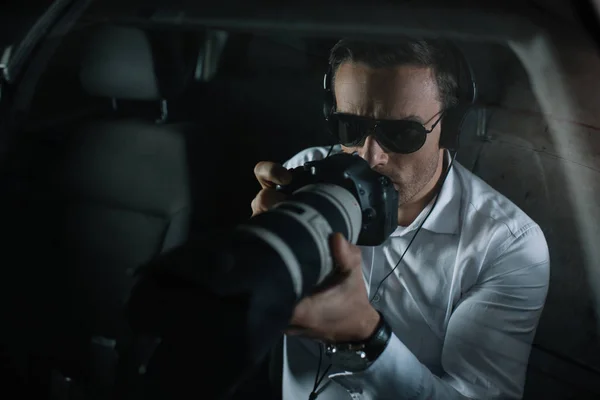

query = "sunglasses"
[328, 112, 444, 154]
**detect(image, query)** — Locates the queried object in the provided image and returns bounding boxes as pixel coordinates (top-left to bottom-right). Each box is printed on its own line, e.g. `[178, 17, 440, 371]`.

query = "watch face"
[331, 350, 370, 372]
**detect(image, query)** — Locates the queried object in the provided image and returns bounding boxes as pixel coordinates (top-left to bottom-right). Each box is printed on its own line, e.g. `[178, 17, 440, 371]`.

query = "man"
[251, 38, 550, 399]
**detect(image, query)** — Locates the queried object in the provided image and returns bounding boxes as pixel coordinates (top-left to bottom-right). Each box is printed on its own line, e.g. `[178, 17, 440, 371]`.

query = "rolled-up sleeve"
[329, 225, 550, 400]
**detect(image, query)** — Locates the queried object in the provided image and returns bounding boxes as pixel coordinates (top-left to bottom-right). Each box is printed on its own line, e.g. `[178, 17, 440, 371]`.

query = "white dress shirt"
[281, 146, 550, 400]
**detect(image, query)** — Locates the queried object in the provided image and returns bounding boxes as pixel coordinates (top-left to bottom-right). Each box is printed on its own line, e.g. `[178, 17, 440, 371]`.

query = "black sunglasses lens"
[334, 116, 367, 146]
[376, 121, 428, 154]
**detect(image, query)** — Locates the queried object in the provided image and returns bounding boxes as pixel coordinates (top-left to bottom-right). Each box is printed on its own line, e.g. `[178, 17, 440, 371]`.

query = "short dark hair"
[329, 38, 460, 109]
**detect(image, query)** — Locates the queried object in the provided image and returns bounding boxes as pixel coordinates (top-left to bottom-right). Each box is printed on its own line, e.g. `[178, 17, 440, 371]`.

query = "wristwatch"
[325, 312, 392, 372]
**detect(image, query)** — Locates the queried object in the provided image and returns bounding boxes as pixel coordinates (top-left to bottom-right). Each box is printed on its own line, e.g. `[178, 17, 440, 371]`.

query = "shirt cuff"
[328, 333, 426, 399]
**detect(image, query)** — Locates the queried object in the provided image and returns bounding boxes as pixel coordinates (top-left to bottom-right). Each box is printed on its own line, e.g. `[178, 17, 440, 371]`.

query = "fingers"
[254, 161, 292, 189]
[251, 161, 292, 216]
[329, 233, 362, 273]
[251, 188, 287, 216]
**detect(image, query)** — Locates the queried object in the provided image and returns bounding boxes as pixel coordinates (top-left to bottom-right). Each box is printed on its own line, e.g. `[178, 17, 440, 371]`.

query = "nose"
[357, 135, 388, 169]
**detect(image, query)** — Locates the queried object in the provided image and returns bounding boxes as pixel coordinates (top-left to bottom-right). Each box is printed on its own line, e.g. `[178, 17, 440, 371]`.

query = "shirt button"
[372, 294, 381, 303]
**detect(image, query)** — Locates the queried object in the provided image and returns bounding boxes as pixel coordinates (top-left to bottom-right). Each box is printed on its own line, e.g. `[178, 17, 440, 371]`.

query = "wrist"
[327, 311, 392, 372]
[356, 305, 382, 342]
[361, 311, 391, 363]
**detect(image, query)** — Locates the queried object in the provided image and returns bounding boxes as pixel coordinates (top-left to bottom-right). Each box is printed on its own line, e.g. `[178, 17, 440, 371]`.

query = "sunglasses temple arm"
[428, 113, 445, 132]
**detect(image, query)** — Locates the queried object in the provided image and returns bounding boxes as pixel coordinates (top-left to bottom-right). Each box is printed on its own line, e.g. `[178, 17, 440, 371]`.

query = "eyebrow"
[335, 109, 427, 124]
[400, 114, 425, 124]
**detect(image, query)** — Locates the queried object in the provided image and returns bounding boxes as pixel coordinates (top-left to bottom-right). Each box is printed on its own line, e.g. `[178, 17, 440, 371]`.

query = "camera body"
[277, 153, 398, 246]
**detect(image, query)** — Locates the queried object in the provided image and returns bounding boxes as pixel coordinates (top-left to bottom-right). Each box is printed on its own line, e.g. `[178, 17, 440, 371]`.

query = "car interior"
[2, 3, 600, 399]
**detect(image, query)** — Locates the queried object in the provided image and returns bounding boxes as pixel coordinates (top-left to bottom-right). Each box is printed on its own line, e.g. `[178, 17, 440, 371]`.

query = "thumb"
[329, 232, 361, 273]
[272, 165, 293, 186]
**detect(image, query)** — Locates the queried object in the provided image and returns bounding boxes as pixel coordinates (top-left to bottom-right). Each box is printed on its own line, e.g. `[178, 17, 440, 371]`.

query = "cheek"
[385, 149, 430, 179]
[385, 154, 414, 176]
[425, 128, 442, 149]
[386, 130, 441, 174]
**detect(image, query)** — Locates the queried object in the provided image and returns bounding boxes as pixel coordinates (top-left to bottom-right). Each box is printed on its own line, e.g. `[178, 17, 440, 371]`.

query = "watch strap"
[363, 311, 392, 361]
[326, 311, 392, 370]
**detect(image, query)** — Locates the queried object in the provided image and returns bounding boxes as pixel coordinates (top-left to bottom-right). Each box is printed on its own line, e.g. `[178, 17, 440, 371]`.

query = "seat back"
[42, 25, 199, 397]
[57, 120, 192, 338]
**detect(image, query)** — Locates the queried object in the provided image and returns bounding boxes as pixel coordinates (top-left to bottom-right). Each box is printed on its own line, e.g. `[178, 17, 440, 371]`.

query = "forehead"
[333, 62, 440, 121]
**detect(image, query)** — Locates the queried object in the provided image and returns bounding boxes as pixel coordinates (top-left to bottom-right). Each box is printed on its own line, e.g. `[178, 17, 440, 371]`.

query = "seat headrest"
[80, 26, 198, 101]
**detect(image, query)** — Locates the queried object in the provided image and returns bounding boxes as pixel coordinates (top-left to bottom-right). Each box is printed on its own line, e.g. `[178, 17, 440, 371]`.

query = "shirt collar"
[390, 151, 462, 237]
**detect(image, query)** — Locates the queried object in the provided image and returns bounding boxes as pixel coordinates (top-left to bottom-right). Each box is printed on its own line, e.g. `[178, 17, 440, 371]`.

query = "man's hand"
[251, 161, 292, 216]
[286, 233, 380, 343]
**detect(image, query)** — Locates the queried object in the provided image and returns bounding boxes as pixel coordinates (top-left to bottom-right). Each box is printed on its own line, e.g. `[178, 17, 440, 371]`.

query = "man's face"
[334, 62, 443, 206]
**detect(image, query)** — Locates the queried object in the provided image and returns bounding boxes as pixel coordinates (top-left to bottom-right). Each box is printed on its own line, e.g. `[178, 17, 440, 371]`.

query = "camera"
[236, 152, 398, 294]
[276, 152, 398, 246]
[126, 153, 399, 400]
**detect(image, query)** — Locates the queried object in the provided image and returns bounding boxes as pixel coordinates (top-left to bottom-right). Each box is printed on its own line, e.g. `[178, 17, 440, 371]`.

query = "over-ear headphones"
[322, 40, 477, 153]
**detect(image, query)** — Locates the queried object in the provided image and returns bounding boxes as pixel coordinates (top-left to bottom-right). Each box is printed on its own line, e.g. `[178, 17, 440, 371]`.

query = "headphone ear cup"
[441, 42, 477, 153]
[439, 104, 473, 151]
[324, 101, 338, 138]
[323, 92, 334, 121]
[323, 72, 338, 138]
